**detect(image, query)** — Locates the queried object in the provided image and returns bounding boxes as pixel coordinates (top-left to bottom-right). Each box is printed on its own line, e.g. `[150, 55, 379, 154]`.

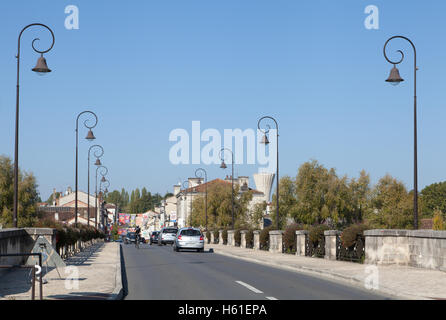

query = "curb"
[107, 243, 124, 300]
[212, 245, 431, 301]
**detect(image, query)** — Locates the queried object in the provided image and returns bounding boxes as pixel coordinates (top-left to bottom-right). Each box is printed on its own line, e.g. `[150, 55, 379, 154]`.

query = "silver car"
[173, 227, 204, 252]
[158, 227, 178, 245]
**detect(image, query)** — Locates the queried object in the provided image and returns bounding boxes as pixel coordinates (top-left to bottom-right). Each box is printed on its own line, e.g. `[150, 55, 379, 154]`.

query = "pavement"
[210, 243, 446, 300]
[121, 242, 390, 300]
[0, 241, 123, 300]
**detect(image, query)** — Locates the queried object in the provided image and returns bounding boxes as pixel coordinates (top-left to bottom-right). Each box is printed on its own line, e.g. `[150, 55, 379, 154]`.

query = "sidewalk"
[209, 243, 446, 300]
[0, 242, 123, 300]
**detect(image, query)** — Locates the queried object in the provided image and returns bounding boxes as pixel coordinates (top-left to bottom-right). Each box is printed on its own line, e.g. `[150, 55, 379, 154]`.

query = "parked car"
[150, 231, 160, 245]
[173, 227, 204, 252]
[158, 227, 178, 245]
[125, 232, 136, 244]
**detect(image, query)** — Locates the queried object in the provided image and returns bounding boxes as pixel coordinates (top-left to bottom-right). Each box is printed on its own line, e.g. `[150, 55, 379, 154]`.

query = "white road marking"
[235, 281, 263, 294]
[266, 296, 278, 300]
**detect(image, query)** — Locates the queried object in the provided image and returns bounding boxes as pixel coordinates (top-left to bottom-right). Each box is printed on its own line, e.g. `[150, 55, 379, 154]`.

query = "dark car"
[150, 231, 160, 245]
[125, 232, 136, 244]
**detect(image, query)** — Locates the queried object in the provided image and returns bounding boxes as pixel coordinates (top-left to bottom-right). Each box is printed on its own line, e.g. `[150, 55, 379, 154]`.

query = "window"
[180, 229, 201, 236]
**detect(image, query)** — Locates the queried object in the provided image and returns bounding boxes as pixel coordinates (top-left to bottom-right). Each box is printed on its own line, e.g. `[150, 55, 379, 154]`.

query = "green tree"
[420, 181, 446, 217]
[0, 156, 40, 227]
[366, 174, 414, 229]
[271, 176, 297, 229]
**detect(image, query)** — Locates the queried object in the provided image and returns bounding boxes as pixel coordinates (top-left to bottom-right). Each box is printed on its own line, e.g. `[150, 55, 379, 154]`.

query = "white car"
[158, 227, 178, 245]
[173, 227, 204, 252]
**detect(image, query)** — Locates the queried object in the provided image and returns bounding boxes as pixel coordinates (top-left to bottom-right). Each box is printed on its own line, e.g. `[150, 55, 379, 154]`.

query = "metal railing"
[0, 253, 43, 300]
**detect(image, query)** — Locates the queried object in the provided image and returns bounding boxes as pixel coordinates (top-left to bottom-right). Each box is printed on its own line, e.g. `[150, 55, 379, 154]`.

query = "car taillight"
[178, 235, 182, 240]
[200, 236, 204, 241]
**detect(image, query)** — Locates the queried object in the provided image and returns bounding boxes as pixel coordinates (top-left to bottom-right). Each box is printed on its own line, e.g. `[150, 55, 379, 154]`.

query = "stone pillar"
[324, 230, 341, 260]
[227, 230, 235, 246]
[269, 230, 284, 254]
[240, 230, 248, 248]
[295, 230, 308, 256]
[253, 230, 261, 250]
[210, 232, 215, 244]
[219, 230, 224, 245]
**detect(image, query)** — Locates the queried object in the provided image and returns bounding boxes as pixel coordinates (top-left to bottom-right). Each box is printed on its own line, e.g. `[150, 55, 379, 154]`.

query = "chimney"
[173, 184, 181, 196]
[52, 188, 57, 206]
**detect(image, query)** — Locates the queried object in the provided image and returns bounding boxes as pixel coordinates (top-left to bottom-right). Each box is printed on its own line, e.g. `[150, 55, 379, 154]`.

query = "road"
[121, 243, 391, 300]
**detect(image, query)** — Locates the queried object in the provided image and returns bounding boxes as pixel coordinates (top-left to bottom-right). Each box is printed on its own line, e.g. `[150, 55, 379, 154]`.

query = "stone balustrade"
[227, 230, 235, 246]
[253, 230, 261, 250]
[218, 230, 224, 245]
[240, 230, 248, 248]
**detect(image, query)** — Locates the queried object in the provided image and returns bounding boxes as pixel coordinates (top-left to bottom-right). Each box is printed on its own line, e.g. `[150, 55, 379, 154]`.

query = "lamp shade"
[220, 161, 227, 169]
[94, 158, 102, 166]
[32, 55, 51, 74]
[260, 134, 270, 145]
[85, 129, 96, 140]
[386, 65, 404, 85]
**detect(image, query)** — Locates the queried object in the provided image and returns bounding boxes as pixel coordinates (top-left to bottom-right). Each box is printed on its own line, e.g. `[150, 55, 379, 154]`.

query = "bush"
[206, 230, 211, 244]
[340, 224, 369, 248]
[245, 229, 254, 248]
[308, 224, 329, 245]
[222, 229, 228, 245]
[433, 209, 445, 230]
[259, 226, 273, 250]
[283, 223, 303, 254]
[213, 230, 219, 243]
[234, 229, 241, 246]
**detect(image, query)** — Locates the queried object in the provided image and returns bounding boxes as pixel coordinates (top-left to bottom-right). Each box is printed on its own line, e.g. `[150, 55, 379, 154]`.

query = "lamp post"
[383, 36, 418, 229]
[195, 168, 208, 230]
[13, 23, 55, 227]
[219, 148, 235, 229]
[75, 111, 97, 227]
[95, 165, 108, 229]
[258, 116, 279, 230]
[100, 178, 110, 233]
[87, 145, 103, 226]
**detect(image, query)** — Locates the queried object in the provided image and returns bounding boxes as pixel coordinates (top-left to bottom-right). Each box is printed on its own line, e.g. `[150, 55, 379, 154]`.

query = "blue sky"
[1, 1, 446, 201]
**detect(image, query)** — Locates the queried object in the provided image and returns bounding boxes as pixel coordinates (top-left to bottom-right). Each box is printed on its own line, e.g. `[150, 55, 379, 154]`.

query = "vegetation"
[105, 188, 165, 213]
[0, 156, 41, 228]
[234, 229, 241, 246]
[283, 223, 303, 254]
[340, 223, 368, 248]
[259, 226, 272, 250]
[433, 209, 445, 230]
[245, 229, 254, 248]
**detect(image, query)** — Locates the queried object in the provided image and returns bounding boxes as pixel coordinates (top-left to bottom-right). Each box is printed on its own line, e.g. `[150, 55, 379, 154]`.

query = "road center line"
[266, 296, 278, 300]
[235, 281, 263, 294]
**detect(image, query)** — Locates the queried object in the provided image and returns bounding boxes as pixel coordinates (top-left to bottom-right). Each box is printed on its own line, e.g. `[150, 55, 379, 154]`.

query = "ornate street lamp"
[258, 116, 279, 230]
[195, 168, 208, 230]
[383, 36, 419, 229]
[75, 111, 97, 227]
[88, 145, 104, 226]
[219, 148, 235, 229]
[100, 178, 110, 232]
[95, 165, 108, 229]
[13, 24, 55, 227]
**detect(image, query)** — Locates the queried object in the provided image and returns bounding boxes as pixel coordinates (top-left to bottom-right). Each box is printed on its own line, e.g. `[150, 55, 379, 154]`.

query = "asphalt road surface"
[121, 243, 391, 300]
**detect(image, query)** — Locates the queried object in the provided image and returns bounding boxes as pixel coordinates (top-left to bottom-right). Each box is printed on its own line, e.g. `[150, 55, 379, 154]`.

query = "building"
[175, 173, 274, 229]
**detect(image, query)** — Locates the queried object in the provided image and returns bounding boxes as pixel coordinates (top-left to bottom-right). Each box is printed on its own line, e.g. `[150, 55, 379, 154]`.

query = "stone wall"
[269, 230, 284, 254]
[0, 228, 56, 266]
[365, 229, 446, 272]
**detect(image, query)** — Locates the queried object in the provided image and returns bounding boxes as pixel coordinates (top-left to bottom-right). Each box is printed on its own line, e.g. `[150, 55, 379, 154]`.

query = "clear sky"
[1, 1, 446, 201]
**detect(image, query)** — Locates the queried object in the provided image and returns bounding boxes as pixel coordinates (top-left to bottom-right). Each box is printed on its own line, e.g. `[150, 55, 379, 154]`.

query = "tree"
[366, 174, 414, 229]
[0, 155, 40, 227]
[420, 181, 446, 217]
[271, 176, 297, 229]
[46, 191, 61, 205]
[433, 209, 445, 230]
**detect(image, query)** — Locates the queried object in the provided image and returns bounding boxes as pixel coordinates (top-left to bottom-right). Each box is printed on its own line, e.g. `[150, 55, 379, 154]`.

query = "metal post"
[383, 36, 418, 229]
[88, 145, 103, 227]
[13, 24, 55, 227]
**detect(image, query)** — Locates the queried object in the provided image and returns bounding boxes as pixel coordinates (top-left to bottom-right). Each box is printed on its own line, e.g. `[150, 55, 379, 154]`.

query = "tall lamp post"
[75, 111, 97, 227]
[219, 148, 235, 229]
[95, 165, 108, 229]
[258, 116, 279, 230]
[195, 168, 208, 230]
[88, 145, 103, 226]
[100, 178, 110, 232]
[383, 36, 418, 229]
[13, 23, 55, 227]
